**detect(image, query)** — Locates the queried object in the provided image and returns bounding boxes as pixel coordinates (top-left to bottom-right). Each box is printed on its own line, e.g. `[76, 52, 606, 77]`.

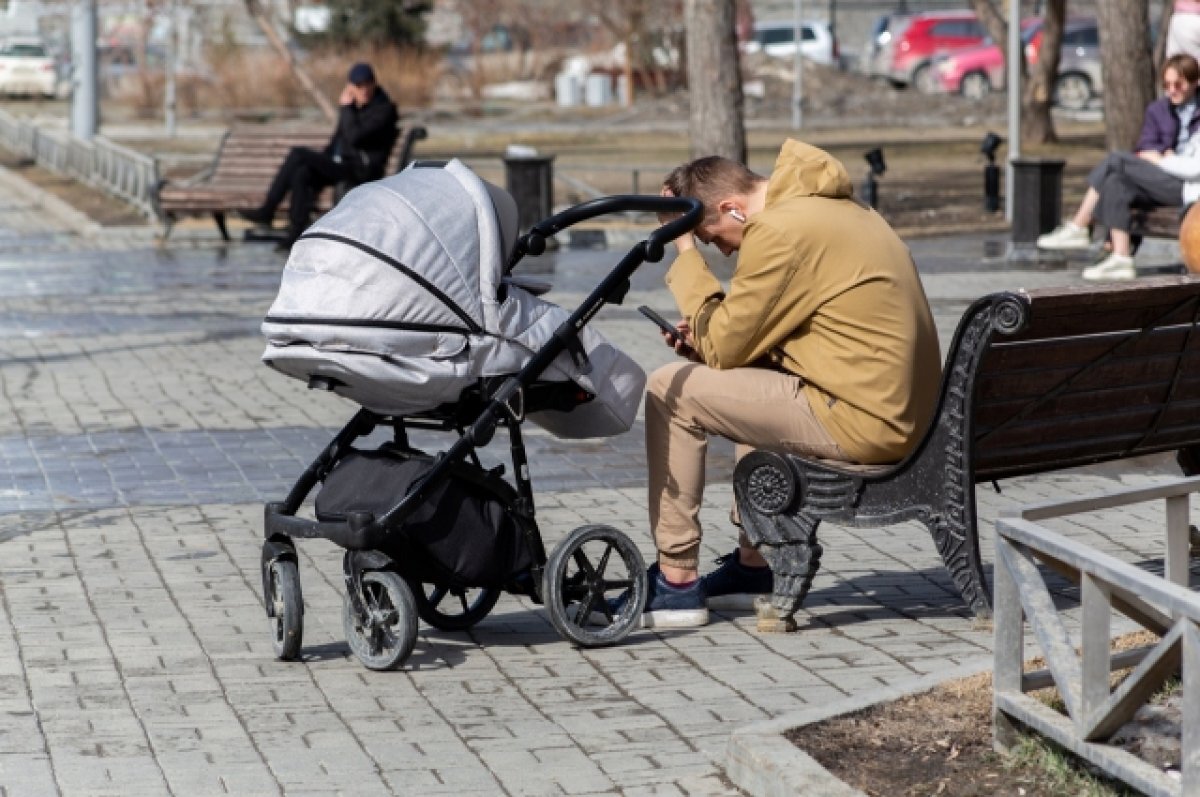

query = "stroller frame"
[261, 195, 703, 670]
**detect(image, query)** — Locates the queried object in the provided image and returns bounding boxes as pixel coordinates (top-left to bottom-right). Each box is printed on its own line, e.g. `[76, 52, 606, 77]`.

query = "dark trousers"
[1088, 151, 1184, 233]
[261, 147, 355, 239]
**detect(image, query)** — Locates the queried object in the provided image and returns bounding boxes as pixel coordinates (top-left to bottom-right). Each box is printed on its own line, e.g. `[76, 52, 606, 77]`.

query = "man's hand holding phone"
[638, 306, 699, 361]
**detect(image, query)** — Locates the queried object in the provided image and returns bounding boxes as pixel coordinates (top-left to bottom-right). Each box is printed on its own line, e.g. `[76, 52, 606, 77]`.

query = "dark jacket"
[325, 87, 399, 183]
[1136, 96, 1200, 154]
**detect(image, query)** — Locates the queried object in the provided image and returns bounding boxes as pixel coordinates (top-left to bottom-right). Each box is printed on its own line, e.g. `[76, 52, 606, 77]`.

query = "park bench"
[734, 276, 1200, 631]
[153, 123, 427, 242]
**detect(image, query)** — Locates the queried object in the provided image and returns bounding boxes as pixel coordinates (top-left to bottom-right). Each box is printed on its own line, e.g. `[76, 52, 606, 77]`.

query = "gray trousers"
[1088, 151, 1184, 233]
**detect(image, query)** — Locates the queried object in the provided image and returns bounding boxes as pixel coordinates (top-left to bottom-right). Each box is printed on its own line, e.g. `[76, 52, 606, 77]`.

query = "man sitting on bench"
[617, 141, 942, 628]
[239, 62, 399, 250]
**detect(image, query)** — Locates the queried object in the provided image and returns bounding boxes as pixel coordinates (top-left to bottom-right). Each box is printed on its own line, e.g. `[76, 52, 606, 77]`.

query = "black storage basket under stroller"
[314, 446, 534, 589]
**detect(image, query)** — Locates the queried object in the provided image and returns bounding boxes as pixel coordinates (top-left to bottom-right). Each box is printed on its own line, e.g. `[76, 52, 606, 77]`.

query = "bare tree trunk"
[1155, 2, 1174, 77]
[1023, 0, 1065, 143]
[244, 0, 336, 122]
[684, 0, 745, 162]
[968, 0, 1006, 49]
[1097, 0, 1155, 149]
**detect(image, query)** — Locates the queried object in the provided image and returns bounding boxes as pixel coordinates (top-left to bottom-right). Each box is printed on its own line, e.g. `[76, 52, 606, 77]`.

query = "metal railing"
[994, 476, 1200, 797]
[0, 110, 159, 220]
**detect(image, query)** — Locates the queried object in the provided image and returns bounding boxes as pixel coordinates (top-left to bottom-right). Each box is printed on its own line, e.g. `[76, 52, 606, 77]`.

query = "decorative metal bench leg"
[213, 212, 230, 241]
[925, 515, 992, 618]
[740, 510, 822, 633]
[1179, 445, 1200, 477]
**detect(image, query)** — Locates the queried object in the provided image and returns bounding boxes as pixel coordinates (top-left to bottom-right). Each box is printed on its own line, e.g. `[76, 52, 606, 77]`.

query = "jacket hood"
[765, 139, 854, 204]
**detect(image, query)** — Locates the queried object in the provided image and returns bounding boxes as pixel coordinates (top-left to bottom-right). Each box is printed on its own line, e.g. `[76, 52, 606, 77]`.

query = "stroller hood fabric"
[261, 159, 646, 438]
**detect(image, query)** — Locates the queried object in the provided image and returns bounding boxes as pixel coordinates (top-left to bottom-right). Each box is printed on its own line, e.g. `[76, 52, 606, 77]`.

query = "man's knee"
[646, 361, 694, 404]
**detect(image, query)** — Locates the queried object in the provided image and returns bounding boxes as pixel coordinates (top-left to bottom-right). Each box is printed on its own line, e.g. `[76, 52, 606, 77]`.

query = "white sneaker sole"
[1036, 238, 1091, 251]
[641, 608, 709, 629]
[1082, 266, 1136, 281]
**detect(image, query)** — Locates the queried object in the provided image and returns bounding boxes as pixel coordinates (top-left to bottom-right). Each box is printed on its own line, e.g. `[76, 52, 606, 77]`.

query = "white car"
[741, 21, 839, 67]
[0, 38, 57, 98]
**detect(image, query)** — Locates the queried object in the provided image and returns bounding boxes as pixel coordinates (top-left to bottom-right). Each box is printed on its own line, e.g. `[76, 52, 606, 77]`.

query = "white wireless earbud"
[729, 209, 746, 223]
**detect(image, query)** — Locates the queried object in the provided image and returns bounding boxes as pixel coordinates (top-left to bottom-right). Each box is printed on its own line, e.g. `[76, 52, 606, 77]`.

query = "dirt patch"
[788, 633, 1167, 796]
[788, 671, 1061, 797]
[0, 150, 148, 227]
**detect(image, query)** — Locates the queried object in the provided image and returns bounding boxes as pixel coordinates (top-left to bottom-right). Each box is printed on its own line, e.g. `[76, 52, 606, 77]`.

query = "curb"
[725, 656, 995, 797]
[0, 164, 101, 237]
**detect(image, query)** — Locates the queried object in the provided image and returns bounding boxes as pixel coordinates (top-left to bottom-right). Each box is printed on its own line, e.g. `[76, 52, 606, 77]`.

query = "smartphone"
[638, 305, 695, 357]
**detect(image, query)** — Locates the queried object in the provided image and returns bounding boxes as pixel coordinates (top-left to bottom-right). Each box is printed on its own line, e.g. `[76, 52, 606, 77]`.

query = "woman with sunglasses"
[1036, 54, 1200, 280]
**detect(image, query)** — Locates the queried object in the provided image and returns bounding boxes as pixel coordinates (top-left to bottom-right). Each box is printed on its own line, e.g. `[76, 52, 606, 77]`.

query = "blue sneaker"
[601, 563, 709, 629]
[701, 550, 773, 610]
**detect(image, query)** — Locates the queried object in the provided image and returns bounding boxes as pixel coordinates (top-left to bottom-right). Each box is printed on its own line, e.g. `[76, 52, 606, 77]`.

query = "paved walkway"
[0, 177, 1193, 796]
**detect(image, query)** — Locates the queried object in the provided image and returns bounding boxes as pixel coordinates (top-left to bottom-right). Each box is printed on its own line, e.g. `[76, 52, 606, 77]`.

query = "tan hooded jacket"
[665, 139, 941, 464]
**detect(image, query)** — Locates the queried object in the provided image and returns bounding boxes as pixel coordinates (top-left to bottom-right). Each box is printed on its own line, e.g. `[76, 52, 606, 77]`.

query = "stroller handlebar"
[508, 195, 703, 271]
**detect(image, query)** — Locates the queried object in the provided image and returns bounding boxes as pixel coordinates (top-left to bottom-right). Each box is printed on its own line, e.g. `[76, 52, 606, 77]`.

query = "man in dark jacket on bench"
[239, 62, 399, 249]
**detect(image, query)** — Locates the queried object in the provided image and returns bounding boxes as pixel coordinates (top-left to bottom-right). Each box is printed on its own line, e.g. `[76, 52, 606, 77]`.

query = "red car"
[868, 11, 987, 90]
[930, 19, 1040, 98]
[931, 18, 1103, 109]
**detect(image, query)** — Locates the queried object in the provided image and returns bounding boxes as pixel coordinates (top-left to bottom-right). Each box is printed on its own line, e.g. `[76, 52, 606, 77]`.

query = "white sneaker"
[1082, 253, 1137, 281]
[1036, 222, 1091, 250]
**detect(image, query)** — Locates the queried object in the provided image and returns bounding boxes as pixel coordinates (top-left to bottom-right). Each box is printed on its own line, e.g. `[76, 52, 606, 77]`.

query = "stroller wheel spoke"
[603, 579, 633, 591]
[428, 585, 448, 609]
[571, 548, 597, 580]
[594, 543, 614, 581]
[457, 591, 471, 613]
[572, 594, 594, 626]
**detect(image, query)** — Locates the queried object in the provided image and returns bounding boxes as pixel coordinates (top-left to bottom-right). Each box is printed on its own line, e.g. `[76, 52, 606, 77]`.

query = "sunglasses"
[1164, 79, 1191, 89]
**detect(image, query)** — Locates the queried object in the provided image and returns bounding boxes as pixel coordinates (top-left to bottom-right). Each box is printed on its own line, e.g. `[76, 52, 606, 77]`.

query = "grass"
[1004, 733, 1141, 797]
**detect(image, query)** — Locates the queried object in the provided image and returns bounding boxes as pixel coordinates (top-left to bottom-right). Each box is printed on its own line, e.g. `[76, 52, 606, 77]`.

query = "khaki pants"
[645, 362, 848, 570]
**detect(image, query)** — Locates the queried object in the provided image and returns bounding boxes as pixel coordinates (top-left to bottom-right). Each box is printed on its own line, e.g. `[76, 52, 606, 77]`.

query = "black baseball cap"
[348, 62, 375, 85]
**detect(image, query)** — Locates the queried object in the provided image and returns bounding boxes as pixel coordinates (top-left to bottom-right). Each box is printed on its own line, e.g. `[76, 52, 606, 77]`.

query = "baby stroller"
[258, 159, 702, 670]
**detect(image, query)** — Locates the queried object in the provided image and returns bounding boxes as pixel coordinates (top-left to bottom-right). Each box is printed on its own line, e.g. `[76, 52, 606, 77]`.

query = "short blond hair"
[663, 157, 765, 221]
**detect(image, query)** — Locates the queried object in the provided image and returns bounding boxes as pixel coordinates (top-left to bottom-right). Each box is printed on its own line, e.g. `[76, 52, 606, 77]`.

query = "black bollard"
[980, 132, 1003, 213]
[861, 148, 886, 209]
[503, 153, 555, 233]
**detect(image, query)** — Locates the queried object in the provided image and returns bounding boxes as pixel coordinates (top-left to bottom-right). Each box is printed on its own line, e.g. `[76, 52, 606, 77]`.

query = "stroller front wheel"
[343, 570, 418, 671]
[544, 524, 647, 648]
[267, 559, 303, 661]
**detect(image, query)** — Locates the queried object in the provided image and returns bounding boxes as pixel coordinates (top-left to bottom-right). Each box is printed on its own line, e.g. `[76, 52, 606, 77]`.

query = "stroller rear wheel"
[407, 580, 501, 631]
[343, 570, 418, 670]
[267, 559, 303, 661]
[544, 524, 647, 647]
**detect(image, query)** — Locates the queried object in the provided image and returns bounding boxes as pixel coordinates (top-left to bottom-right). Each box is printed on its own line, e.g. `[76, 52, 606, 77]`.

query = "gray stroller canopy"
[262, 160, 646, 439]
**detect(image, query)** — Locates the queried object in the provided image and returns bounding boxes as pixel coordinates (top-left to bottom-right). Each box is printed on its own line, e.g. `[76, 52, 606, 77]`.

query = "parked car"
[930, 19, 1040, 99]
[931, 18, 1102, 110]
[0, 37, 57, 98]
[741, 20, 839, 67]
[869, 11, 988, 90]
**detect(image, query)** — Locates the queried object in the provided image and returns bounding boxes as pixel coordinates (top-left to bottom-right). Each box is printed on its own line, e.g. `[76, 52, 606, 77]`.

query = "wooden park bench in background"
[153, 123, 427, 242]
[734, 277, 1200, 631]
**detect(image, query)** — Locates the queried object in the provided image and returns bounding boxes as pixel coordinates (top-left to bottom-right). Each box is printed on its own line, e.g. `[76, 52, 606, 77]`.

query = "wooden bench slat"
[983, 325, 1195, 369]
[975, 352, 1200, 402]
[154, 124, 425, 241]
[975, 403, 1195, 452]
[1008, 303, 1200, 341]
[978, 421, 1200, 480]
[975, 381, 1200, 428]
